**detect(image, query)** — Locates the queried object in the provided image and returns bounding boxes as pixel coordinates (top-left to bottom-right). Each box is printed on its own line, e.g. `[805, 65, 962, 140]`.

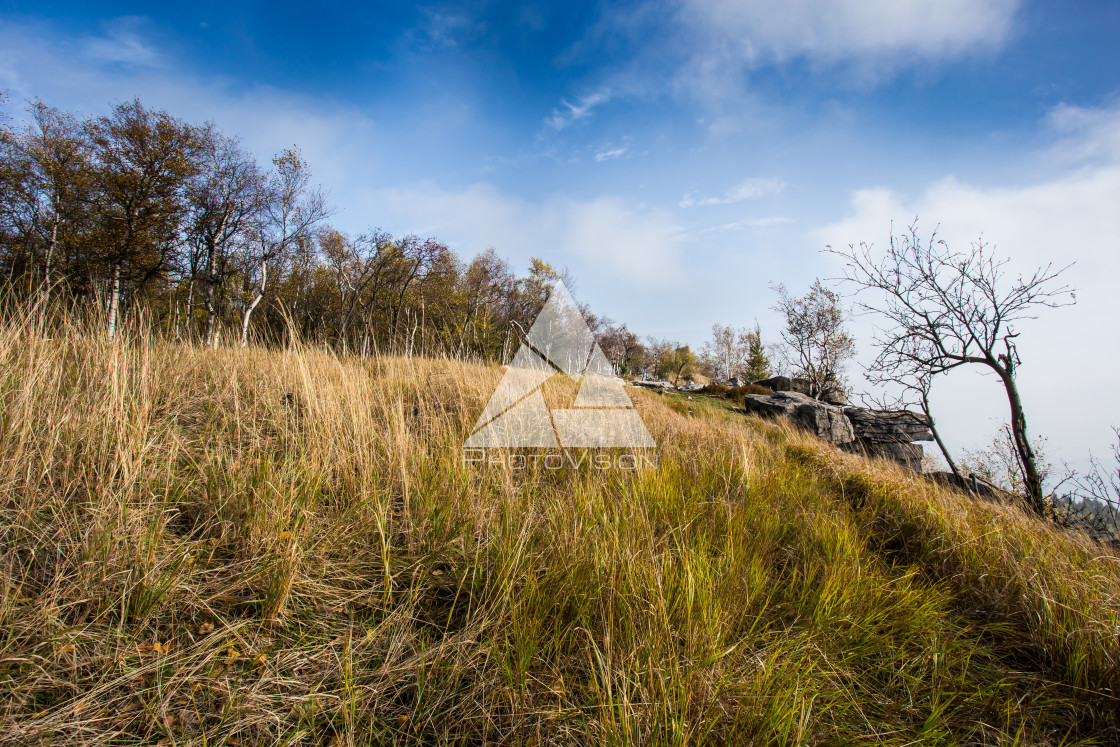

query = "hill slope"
[2, 316, 1118, 745]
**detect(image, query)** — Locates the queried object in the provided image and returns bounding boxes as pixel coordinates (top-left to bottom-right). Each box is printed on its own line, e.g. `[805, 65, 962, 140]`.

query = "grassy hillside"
[2, 312, 1119, 746]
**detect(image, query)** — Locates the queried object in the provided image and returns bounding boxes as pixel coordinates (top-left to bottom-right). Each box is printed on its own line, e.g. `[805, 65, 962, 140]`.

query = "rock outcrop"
[753, 376, 847, 406]
[740, 393, 933, 470]
[629, 379, 676, 391]
[741, 391, 855, 445]
[842, 408, 934, 472]
[753, 376, 811, 396]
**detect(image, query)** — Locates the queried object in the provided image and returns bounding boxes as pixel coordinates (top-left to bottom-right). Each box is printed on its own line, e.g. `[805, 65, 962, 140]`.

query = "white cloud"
[545, 88, 611, 131]
[371, 183, 685, 287]
[680, 176, 785, 207]
[680, 0, 1021, 66]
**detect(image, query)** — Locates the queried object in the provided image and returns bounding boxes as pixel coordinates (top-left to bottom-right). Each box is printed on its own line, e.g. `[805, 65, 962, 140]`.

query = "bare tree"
[597, 322, 642, 375]
[239, 146, 330, 347]
[1053, 428, 1120, 543]
[829, 222, 1075, 513]
[960, 422, 1052, 497]
[702, 323, 745, 382]
[186, 130, 264, 346]
[771, 279, 856, 400]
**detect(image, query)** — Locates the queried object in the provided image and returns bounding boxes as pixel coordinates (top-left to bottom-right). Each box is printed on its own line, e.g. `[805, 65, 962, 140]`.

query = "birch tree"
[186, 130, 264, 345]
[240, 146, 329, 347]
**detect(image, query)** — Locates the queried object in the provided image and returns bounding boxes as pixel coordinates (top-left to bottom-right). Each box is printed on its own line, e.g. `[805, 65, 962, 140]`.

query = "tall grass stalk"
[1, 303, 1118, 744]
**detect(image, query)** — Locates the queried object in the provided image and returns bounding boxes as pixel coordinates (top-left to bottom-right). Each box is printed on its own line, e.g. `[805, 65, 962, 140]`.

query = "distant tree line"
[0, 95, 799, 382]
[0, 97, 619, 361]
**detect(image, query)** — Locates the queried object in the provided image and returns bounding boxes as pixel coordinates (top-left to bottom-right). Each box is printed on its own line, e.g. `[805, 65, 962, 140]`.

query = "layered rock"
[842, 408, 934, 472]
[740, 393, 933, 471]
[741, 391, 855, 445]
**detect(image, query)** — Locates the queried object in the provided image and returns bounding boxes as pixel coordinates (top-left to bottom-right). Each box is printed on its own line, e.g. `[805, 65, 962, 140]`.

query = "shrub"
[732, 383, 773, 396]
[698, 383, 730, 398]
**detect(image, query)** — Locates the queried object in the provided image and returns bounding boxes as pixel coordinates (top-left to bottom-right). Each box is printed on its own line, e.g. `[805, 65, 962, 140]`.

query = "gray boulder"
[741, 391, 854, 445]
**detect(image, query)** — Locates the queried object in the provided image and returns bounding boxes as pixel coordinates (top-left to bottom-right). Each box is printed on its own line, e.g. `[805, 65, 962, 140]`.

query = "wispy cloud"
[83, 16, 161, 67]
[594, 136, 632, 162]
[679, 0, 1021, 66]
[419, 9, 485, 48]
[1045, 99, 1120, 164]
[545, 88, 610, 131]
[680, 177, 785, 207]
[693, 217, 794, 235]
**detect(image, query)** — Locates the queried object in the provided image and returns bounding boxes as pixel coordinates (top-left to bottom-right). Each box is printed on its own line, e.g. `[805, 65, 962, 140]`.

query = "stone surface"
[842, 408, 934, 471]
[844, 408, 934, 443]
[741, 391, 855, 445]
[629, 379, 675, 390]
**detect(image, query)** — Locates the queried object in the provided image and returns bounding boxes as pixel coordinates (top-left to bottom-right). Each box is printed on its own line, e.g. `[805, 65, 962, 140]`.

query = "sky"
[1, 0, 1118, 473]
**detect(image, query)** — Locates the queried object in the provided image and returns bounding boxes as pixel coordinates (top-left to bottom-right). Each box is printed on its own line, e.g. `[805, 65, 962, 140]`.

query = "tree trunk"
[107, 261, 121, 340]
[44, 219, 59, 304]
[204, 281, 217, 347]
[184, 277, 196, 338]
[920, 392, 961, 480]
[1001, 370, 1045, 512]
[240, 260, 266, 348]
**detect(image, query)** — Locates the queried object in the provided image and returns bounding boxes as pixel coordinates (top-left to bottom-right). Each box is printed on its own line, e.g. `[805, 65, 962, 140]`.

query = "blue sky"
[2, 1, 1119, 470]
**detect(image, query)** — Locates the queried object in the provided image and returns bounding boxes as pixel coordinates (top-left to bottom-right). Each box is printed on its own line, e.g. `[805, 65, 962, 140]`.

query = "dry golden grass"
[1, 306, 1119, 745]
